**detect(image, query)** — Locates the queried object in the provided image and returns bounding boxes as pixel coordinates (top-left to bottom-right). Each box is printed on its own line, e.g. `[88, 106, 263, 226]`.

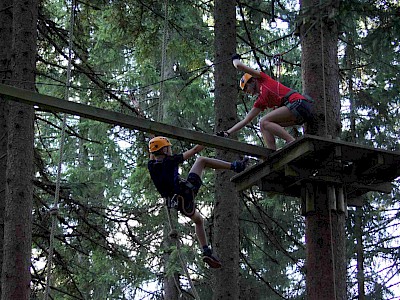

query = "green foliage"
[30, 0, 400, 299]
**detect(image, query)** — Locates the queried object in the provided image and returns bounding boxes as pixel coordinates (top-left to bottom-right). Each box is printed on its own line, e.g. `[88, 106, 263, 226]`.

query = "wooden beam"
[231, 161, 272, 191]
[271, 140, 314, 170]
[231, 140, 315, 191]
[0, 83, 269, 158]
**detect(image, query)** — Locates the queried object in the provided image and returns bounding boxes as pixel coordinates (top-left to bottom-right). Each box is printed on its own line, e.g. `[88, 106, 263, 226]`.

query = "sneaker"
[231, 157, 249, 173]
[202, 248, 222, 269]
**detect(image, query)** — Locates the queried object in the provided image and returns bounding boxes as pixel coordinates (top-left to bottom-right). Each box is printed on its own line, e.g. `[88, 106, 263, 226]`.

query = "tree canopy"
[2, 0, 399, 299]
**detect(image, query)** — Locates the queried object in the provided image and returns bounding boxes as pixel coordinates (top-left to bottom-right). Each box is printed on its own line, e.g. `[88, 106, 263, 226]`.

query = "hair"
[152, 146, 168, 156]
[247, 77, 255, 85]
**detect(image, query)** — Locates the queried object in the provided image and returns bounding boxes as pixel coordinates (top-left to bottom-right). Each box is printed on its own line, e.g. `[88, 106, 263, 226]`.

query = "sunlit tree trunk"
[2, 0, 38, 299]
[213, 0, 240, 299]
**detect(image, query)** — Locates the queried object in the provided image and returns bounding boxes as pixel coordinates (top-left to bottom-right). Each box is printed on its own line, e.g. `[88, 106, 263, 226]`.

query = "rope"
[158, 0, 169, 122]
[165, 206, 201, 300]
[43, 1, 75, 299]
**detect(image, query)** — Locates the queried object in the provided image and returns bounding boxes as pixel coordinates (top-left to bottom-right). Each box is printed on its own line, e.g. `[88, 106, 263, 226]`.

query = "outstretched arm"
[232, 56, 261, 79]
[183, 144, 204, 161]
[226, 107, 261, 135]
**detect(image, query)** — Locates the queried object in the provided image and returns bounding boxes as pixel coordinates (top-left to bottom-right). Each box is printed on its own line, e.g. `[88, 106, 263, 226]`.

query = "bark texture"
[0, 0, 13, 295]
[2, 0, 38, 299]
[213, 0, 240, 299]
[300, 0, 346, 299]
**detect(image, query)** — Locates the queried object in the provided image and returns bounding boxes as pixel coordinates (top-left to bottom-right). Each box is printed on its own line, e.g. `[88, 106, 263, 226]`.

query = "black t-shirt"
[147, 154, 184, 198]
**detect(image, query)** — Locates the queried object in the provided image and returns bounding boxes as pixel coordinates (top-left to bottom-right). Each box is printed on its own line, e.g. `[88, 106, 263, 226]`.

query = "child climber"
[147, 136, 248, 268]
[217, 54, 314, 151]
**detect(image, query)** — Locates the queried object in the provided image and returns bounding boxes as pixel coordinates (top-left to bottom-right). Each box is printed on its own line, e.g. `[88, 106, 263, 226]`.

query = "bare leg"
[190, 210, 207, 247]
[189, 156, 231, 178]
[259, 106, 297, 150]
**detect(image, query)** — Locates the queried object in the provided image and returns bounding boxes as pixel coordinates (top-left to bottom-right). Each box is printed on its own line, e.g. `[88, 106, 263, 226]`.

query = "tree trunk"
[163, 210, 180, 300]
[300, 0, 346, 299]
[2, 0, 38, 299]
[355, 207, 365, 300]
[0, 0, 13, 295]
[213, 1, 240, 299]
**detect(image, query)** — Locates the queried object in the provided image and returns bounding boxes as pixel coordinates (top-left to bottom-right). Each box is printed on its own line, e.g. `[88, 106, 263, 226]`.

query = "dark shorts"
[285, 99, 314, 125]
[176, 173, 202, 217]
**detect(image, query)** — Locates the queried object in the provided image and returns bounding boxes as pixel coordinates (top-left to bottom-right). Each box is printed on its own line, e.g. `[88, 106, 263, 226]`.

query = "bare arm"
[183, 144, 204, 160]
[232, 59, 261, 79]
[226, 107, 261, 135]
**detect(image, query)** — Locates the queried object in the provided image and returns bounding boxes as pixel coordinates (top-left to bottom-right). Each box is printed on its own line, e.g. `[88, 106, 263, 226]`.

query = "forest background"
[0, 0, 399, 299]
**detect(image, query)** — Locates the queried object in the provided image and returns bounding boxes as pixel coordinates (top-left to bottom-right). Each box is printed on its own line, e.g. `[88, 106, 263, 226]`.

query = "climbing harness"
[282, 89, 315, 106]
[166, 179, 196, 217]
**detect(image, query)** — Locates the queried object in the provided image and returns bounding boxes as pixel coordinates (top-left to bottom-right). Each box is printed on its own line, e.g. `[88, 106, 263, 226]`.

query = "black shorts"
[285, 99, 314, 125]
[176, 173, 202, 217]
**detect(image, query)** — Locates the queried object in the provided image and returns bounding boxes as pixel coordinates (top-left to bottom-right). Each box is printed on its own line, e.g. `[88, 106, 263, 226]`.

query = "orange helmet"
[239, 73, 253, 90]
[149, 136, 171, 153]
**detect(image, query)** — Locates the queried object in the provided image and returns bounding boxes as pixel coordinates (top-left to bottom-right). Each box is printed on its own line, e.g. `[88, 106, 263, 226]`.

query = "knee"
[260, 118, 273, 130]
[192, 212, 204, 225]
[196, 156, 206, 164]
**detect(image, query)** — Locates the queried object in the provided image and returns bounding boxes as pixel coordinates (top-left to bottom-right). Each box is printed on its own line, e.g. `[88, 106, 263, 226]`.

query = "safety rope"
[157, 1, 199, 297]
[158, 0, 169, 122]
[43, 1, 75, 299]
[165, 206, 200, 300]
[273, 53, 283, 98]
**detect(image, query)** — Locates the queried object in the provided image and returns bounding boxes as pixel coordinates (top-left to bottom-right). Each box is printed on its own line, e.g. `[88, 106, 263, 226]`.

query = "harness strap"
[166, 194, 181, 209]
[179, 178, 194, 190]
[282, 89, 315, 106]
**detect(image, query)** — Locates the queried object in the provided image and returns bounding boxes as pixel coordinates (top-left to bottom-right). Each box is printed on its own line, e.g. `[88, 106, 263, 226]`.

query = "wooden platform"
[231, 135, 400, 205]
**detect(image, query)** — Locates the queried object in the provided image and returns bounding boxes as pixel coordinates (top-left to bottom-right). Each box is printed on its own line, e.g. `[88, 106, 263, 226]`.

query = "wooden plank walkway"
[0, 83, 271, 158]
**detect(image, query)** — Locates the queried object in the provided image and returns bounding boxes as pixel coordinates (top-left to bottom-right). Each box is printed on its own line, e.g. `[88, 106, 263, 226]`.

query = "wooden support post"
[301, 182, 315, 216]
[328, 185, 337, 211]
[336, 186, 347, 216]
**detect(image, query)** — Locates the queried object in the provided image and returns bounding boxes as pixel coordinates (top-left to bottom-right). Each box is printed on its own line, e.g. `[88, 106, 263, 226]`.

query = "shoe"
[202, 249, 222, 269]
[231, 157, 249, 173]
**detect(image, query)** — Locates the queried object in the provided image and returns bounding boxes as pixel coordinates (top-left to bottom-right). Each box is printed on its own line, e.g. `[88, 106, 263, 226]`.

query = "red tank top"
[253, 72, 304, 110]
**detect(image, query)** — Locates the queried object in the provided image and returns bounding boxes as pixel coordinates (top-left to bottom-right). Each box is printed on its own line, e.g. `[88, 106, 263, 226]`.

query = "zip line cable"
[43, 0, 75, 299]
